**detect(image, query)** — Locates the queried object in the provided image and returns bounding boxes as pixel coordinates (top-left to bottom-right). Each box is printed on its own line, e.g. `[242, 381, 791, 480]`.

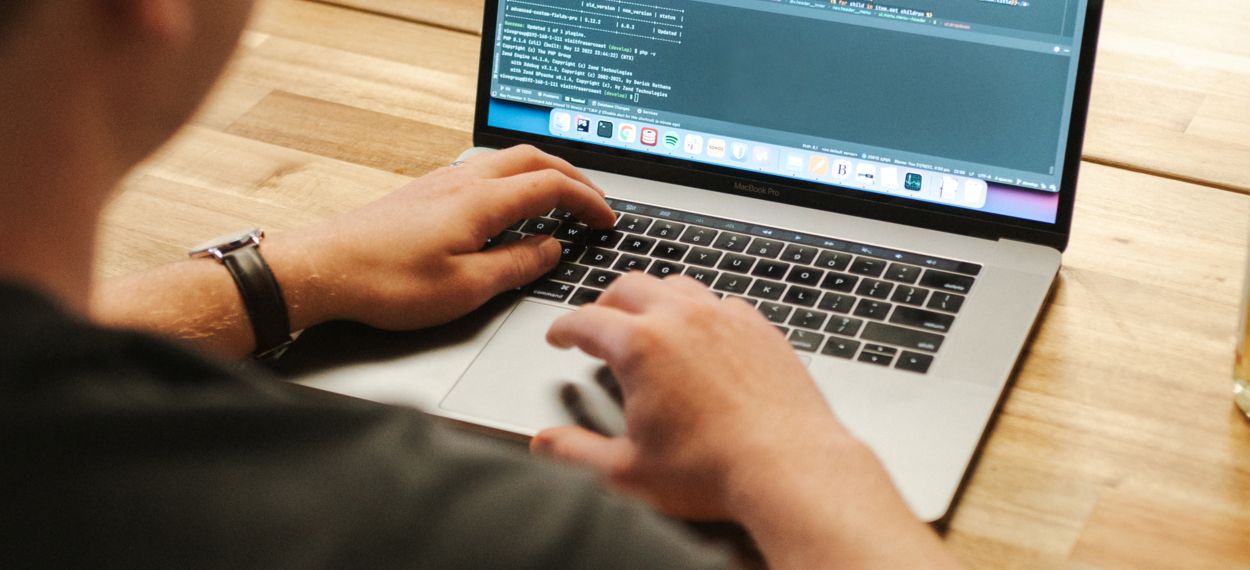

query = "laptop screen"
[483, 0, 1093, 225]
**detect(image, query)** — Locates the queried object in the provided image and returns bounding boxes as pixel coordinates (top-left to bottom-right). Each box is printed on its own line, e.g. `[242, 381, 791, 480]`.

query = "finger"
[530, 425, 634, 475]
[560, 382, 617, 437]
[459, 145, 605, 196]
[461, 235, 562, 294]
[546, 304, 637, 362]
[477, 169, 616, 236]
[662, 274, 717, 298]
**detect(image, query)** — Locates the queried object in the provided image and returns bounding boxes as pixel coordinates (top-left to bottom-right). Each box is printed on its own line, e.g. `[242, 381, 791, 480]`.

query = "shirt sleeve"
[351, 412, 740, 569]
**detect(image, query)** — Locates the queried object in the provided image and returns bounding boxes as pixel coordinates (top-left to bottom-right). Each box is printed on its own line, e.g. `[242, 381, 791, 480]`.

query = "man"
[0, 1, 959, 567]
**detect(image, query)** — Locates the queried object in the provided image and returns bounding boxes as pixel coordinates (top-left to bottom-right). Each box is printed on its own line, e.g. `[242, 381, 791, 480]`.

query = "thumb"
[470, 235, 562, 293]
[531, 425, 634, 475]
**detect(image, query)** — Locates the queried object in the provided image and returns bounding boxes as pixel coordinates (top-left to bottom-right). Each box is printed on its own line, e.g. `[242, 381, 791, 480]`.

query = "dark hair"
[0, 1, 31, 40]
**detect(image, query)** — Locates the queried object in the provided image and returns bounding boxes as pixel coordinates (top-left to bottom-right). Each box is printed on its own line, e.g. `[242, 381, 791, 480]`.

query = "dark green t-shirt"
[0, 284, 734, 568]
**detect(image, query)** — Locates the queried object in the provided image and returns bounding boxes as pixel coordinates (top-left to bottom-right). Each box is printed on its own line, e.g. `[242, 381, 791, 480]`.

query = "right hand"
[531, 272, 861, 520]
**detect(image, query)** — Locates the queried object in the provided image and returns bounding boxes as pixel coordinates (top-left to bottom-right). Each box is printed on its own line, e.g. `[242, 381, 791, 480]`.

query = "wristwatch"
[189, 228, 294, 360]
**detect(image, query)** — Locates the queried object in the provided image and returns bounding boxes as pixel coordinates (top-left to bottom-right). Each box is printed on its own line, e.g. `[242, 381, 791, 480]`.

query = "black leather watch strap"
[220, 246, 292, 360]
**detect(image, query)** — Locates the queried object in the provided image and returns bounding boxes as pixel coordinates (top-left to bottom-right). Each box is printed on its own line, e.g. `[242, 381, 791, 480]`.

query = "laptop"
[295, 0, 1104, 522]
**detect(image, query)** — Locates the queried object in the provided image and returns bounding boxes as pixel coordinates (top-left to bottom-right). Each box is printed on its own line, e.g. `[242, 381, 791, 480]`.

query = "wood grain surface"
[100, 1, 1250, 567]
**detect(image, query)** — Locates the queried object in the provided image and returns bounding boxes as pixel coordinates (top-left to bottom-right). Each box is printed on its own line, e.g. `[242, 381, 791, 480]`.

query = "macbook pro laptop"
[297, 0, 1103, 522]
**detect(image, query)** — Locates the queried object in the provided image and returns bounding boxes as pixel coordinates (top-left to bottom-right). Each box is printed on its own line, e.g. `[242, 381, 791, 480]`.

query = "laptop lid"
[473, 0, 1104, 251]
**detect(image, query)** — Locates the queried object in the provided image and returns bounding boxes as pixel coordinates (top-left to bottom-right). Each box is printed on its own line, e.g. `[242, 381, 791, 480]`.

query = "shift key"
[890, 307, 955, 333]
[861, 322, 944, 353]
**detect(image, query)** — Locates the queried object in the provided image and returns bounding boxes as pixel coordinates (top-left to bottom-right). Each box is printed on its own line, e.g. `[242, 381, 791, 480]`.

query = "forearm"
[90, 235, 334, 360]
[725, 434, 961, 570]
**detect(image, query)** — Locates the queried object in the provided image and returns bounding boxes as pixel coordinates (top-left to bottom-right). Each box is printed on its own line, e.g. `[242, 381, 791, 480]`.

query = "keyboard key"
[747, 279, 786, 301]
[647, 221, 687, 240]
[818, 292, 856, 314]
[554, 223, 590, 243]
[783, 286, 821, 307]
[861, 322, 944, 352]
[780, 244, 818, 265]
[786, 266, 824, 286]
[725, 295, 758, 307]
[789, 309, 829, 330]
[822, 338, 860, 359]
[819, 272, 859, 293]
[647, 261, 686, 278]
[853, 299, 893, 320]
[653, 241, 690, 261]
[895, 351, 934, 374]
[616, 214, 653, 234]
[684, 267, 720, 285]
[758, 302, 793, 323]
[489, 230, 524, 248]
[506, 220, 526, 232]
[528, 280, 576, 302]
[747, 238, 785, 258]
[858, 351, 893, 366]
[549, 263, 589, 283]
[890, 307, 956, 333]
[560, 243, 586, 263]
[863, 344, 898, 357]
[521, 218, 561, 235]
[569, 288, 601, 306]
[613, 254, 651, 273]
[583, 270, 622, 289]
[920, 270, 975, 294]
[884, 263, 922, 284]
[713, 274, 753, 294]
[788, 330, 824, 352]
[586, 230, 624, 249]
[826, 316, 865, 337]
[580, 248, 619, 268]
[551, 209, 578, 222]
[927, 291, 966, 313]
[619, 235, 657, 255]
[679, 226, 719, 246]
[848, 257, 886, 277]
[711, 232, 751, 252]
[891, 285, 929, 306]
[718, 253, 756, 274]
[814, 250, 852, 271]
[752, 259, 791, 280]
[684, 247, 723, 267]
[855, 278, 894, 300]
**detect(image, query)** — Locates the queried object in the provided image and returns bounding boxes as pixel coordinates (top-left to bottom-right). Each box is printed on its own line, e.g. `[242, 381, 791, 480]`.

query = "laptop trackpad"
[439, 301, 622, 435]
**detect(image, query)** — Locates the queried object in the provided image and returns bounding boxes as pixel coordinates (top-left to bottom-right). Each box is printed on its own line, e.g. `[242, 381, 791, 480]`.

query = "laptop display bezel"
[472, 0, 1104, 251]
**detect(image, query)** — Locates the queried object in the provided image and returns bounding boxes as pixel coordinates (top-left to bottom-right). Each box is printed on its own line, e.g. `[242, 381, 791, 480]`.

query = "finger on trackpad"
[439, 301, 625, 435]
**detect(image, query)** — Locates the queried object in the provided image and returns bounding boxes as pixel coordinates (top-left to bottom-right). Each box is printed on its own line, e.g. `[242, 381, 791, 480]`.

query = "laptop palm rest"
[439, 301, 624, 435]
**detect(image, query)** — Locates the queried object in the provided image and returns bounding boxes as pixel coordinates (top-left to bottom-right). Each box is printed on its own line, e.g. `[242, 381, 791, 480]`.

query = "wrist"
[258, 232, 344, 333]
[720, 425, 899, 564]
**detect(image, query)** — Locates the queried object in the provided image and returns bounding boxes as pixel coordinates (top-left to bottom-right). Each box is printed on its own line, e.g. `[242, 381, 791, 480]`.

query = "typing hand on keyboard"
[272, 145, 615, 333]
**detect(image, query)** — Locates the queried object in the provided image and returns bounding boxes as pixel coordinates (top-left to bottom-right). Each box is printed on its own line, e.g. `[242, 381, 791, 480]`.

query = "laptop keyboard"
[486, 198, 980, 374]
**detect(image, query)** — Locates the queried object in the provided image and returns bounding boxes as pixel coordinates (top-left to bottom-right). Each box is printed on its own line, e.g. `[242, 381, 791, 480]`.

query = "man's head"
[0, 2, 31, 40]
[0, 0, 255, 192]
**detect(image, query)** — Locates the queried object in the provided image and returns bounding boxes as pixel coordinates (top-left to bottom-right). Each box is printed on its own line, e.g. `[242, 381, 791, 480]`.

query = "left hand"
[266, 145, 616, 332]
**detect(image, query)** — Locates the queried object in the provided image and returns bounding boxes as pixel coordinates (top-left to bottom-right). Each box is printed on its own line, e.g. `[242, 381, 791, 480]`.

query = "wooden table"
[101, 1, 1250, 567]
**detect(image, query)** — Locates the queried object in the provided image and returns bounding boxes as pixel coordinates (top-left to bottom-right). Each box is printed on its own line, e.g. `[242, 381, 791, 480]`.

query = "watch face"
[189, 228, 264, 258]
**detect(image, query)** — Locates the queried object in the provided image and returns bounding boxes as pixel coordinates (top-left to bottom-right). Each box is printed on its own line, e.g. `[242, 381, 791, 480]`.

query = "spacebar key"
[861, 322, 944, 353]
